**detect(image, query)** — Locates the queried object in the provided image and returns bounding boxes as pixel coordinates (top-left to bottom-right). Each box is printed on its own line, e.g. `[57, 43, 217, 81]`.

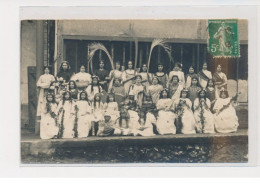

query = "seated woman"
[168, 75, 183, 102]
[198, 62, 212, 89]
[71, 65, 92, 91]
[154, 63, 168, 88]
[193, 90, 215, 134]
[128, 75, 145, 108]
[213, 90, 239, 133]
[75, 91, 92, 138]
[205, 79, 218, 111]
[155, 89, 177, 135]
[104, 93, 120, 122]
[168, 62, 185, 87]
[174, 89, 196, 134]
[40, 93, 59, 139]
[187, 76, 202, 104]
[185, 65, 199, 89]
[148, 76, 164, 105]
[68, 80, 78, 100]
[85, 75, 103, 102]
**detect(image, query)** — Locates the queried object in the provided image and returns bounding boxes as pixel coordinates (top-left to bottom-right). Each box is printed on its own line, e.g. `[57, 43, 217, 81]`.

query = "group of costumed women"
[37, 60, 239, 139]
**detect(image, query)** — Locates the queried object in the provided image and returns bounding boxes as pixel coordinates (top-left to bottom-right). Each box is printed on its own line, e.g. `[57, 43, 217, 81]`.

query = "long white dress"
[122, 69, 135, 93]
[107, 70, 122, 91]
[91, 102, 105, 122]
[193, 98, 215, 133]
[213, 98, 239, 133]
[40, 103, 59, 139]
[132, 112, 156, 136]
[75, 100, 92, 138]
[199, 70, 212, 89]
[36, 74, 55, 116]
[174, 98, 196, 134]
[104, 102, 120, 122]
[168, 70, 185, 87]
[85, 85, 103, 102]
[57, 100, 76, 138]
[71, 72, 92, 90]
[156, 98, 176, 135]
[148, 84, 163, 104]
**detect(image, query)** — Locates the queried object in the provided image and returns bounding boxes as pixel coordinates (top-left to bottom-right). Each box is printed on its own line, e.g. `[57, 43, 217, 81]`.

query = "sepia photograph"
[20, 19, 248, 164]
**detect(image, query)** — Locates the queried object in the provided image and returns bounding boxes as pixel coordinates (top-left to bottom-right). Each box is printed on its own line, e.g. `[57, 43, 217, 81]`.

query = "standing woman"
[168, 62, 185, 87]
[75, 91, 92, 138]
[206, 79, 218, 110]
[107, 61, 123, 92]
[193, 90, 215, 134]
[56, 61, 74, 83]
[213, 90, 239, 133]
[36, 66, 55, 121]
[154, 63, 168, 88]
[122, 61, 136, 93]
[71, 65, 92, 92]
[198, 62, 212, 89]
[40, 93, 59, 139]
[139, 63, 152, 91]
[147, 76, 164, 105]
[94, 60, 110, 91]
[56, 91, 76, 139]
[128, 75, 145, 108]
[168, 75, 183, 102]
[212, 64, 228, 93]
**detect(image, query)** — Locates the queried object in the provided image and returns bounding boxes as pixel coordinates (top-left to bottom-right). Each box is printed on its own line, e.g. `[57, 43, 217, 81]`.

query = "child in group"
[168, 62, 185, 87]
[185, 65, 199, 89]
[187, 76, 202, 104]
[104, 93, 120, 122]
[155, 89, 177, 135]
[56, 91, 76, 139]
[193, 90, 215, 134]
[139, 63, 152, 91]
[108, 61, 123, 92]
[168, 75, 183, 102]
[154, 63, 168, 88]
[114, 108, 131, 136]
[68, 80, 78, 100]
[213, 90, 239, 133]
[75, 91, 92, 138]
[97, 112, 115, 137]
[148, 76, 164, 105]
[40, 93, 59, 139]
[128, 75, 145, 107]
[198, 62, 212, 89]
[108, 77, 126, 108]
[90, 93, 105, 136]
[174, 89, 196, 134]
[85, 75, 103, 102]
[205, 79, 218, 110]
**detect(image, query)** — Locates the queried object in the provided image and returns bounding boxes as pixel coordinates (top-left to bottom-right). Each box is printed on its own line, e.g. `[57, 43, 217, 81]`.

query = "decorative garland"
[73, 105, 79, 138]
[174, 99, 185, 133]
[46, 102, 58, 126]
[199, 99, 206, 133]
[57, 107, 65, 139]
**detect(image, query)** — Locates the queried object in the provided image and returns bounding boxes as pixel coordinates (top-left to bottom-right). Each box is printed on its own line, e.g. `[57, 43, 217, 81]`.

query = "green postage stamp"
[208, 19, 240, 58]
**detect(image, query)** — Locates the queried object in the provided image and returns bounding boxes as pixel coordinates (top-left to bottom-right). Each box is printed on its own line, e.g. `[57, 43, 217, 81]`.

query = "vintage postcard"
[20, 18, 248, 164]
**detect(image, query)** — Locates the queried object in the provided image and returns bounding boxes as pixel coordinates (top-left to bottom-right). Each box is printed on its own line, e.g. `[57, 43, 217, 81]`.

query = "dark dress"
[57, 70, 74, 83]
[94, 69, 109, 91]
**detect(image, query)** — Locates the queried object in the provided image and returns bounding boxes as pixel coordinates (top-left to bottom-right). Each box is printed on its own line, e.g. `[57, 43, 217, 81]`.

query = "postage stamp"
[208, 19, 240, 58]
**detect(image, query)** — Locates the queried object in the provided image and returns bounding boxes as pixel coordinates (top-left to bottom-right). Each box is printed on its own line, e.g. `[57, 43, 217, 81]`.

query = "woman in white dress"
[139, 63, 152, 91]
[56, 91, 76, 139]
[103, 93, 120, 122]
[122, 61, 136, 93]
[168, 62, 185, 87]
[147, 76, 164, 105]
[75, 91, 92, 138]
[128, 75, 145, 108]
[213, 90, 239, 133]
[107, 61, 123, 92]
[198, 62, 212, 89]
[193, 90, 215, 134]
[71, 65, 92, 92]
[36, 66, 55, 118]
[174, 89, 196, 134]
[40, 93, 59, 139]
[85, 75, 103, 102]
[155, 89, 177, 135]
